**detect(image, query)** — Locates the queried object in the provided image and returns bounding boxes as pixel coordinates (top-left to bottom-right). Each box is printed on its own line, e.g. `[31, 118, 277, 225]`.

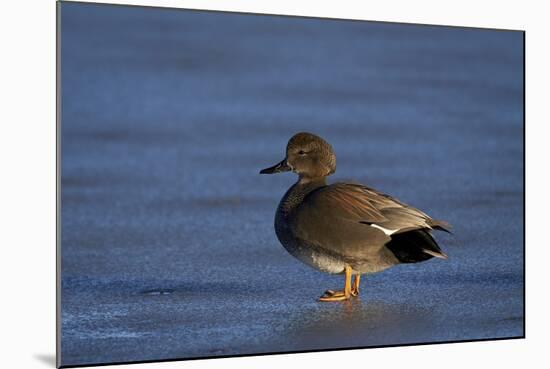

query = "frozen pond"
[59, 3, 524, 366]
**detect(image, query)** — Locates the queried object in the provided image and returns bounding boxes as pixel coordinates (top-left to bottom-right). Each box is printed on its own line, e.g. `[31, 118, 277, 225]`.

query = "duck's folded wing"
[352, 184, 452, 234]
[290, 183, 450, 258]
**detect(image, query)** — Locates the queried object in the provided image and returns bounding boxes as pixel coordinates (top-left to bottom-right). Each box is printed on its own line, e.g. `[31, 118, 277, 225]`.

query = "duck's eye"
[298, 150, 307, 156]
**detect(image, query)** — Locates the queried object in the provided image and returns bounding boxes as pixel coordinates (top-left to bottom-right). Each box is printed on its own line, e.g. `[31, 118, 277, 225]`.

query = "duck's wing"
[290, 183, 450, 259]
[371, 187, 450, 233]
[321, 183, 451, 234]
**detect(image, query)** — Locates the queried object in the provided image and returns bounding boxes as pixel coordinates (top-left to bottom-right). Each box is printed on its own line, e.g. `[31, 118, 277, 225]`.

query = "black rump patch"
[386, 229, 444, 263]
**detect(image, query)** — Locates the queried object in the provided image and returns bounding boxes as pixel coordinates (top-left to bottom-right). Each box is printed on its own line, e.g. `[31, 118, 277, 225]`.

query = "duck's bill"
[260, 159, 291, 174]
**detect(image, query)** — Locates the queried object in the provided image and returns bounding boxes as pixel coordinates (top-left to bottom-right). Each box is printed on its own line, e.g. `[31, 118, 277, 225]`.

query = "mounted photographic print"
[57, 1, 525, 367]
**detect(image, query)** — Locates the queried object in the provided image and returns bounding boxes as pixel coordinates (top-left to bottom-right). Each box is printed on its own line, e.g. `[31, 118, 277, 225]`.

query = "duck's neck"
[278, 177, 327, 217]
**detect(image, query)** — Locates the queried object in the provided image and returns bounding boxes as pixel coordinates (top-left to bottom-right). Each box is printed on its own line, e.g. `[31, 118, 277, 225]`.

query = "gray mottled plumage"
[261, 132, 450, 276]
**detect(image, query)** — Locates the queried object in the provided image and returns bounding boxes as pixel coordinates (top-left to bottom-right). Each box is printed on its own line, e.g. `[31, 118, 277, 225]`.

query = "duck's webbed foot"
[318, 266, 361, 302]
[319, 289, 349, 301]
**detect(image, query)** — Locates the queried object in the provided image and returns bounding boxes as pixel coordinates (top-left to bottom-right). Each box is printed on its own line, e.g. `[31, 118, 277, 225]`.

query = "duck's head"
[260, 132, 336, 181]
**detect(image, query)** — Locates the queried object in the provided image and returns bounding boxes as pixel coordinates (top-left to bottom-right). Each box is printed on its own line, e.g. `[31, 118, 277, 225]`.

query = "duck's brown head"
[260, 132, 336, 181]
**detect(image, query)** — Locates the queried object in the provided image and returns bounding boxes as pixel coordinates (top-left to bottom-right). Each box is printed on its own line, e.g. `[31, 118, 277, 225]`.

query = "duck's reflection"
[276, 298, 432, 350]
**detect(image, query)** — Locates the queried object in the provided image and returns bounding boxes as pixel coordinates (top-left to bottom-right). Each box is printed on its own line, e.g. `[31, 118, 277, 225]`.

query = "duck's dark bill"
[260, 159, 291, 174]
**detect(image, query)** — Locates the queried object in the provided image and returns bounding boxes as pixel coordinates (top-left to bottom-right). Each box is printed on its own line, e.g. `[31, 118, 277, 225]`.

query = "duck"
[260, 132, 450, 302]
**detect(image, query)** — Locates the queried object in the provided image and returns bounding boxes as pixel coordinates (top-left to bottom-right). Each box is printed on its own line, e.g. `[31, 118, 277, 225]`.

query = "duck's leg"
[321, 272, 361, 299]
[351, 274, 361, 296]
[319, 265, 352, 302]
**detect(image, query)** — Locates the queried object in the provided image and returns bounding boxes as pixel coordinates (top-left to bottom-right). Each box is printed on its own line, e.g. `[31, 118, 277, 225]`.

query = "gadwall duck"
[260, 132, 450, 302]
